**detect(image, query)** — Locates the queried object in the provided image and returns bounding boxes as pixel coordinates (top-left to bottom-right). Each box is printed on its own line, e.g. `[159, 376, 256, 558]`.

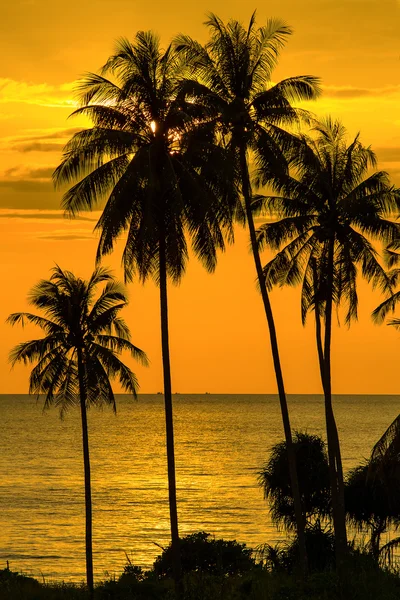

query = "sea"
[0, 393, 399, 583]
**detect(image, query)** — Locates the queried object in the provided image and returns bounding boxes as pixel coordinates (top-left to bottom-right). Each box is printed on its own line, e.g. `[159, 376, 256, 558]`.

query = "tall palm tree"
[7, 266, 148, 595]
[256, 118, 400, 567]
[53, 31, 237, 587]
[174, 12, 321, 572]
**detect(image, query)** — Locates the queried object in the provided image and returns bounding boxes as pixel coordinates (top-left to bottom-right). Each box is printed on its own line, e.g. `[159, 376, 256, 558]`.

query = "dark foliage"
[258, 432, 331, 529]
[259, 524, 335, 574]
[346, 460, 400, 560]
[152, 531, 256, 578]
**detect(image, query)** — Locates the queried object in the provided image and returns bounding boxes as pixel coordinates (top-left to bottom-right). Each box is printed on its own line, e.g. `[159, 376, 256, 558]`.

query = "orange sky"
[1, 0, 400, 394]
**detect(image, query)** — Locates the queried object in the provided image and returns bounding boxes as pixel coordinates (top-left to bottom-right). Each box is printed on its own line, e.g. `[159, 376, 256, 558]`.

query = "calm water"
[0, 394, 399, 582]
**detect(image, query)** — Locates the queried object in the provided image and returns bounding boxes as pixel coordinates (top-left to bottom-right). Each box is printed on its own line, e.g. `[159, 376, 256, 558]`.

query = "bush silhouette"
[152, 531, 256, 578]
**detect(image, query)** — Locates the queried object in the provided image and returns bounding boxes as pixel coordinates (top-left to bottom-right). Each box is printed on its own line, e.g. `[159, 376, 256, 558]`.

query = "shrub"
[151, 531, 256, 578]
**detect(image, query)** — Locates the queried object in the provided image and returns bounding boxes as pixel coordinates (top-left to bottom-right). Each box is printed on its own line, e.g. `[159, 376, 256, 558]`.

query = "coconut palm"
[53, 31, 237, 587]
[256, 117, 400, 567]
[7, 266, 148, 595]
[174, 12, 321, 572]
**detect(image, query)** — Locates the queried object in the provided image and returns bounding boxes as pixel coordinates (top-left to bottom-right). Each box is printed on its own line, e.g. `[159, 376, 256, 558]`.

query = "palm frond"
[371, 414, 400, 463]
[6, 312, 63, 335]
[94, 335, 149, 366]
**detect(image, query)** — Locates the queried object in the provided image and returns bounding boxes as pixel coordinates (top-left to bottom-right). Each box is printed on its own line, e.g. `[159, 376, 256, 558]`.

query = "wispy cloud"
[322, 84, 400, 99]
[385, 167, 400, 183]
[0, 78, 79, 108]
[0, 179, 52, 193]
[38, 233, 95, 241]
[0, 209, 97, 221]
[374, 147, 400, 162]
[5, 127, 81, 153]
[16, 128, 81, 142]
[14, 142, 65, 153]
[3, 165, 55, 180]
[0, 165, 55, 192]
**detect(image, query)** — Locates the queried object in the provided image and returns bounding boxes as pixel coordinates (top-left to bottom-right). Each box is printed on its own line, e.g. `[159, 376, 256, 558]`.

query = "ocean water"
[0, 393, 399, 583]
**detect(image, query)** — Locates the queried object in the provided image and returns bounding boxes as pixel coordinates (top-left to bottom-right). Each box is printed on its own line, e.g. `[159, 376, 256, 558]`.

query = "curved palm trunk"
[159, 237, 182, 591]
[323, 240, 347, 570]
[239, 147, 308, 577]
[77, 348, 94, 596]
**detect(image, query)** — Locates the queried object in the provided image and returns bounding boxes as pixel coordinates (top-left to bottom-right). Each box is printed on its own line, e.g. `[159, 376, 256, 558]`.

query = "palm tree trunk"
[77, 347, 94, 597]
[239, 147, 308, 577]
[315, 290, 341, 553]
[323, 240, 347, 570]
[313, 263, 325, 385]
[315, 293, 342, 548]
[159, 236, 182, 590]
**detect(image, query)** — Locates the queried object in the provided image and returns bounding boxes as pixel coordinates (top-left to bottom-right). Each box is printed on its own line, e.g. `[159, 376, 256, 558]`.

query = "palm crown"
[175, 12, 321, 179]
[256, 118, 400, 324]
[53, 31, 237, 283]
[7, 266, 148, 413]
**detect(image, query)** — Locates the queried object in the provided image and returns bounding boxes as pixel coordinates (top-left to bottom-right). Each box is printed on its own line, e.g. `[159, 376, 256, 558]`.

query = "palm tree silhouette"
[174, 12, 321, 572]
[7, 266, 148, 595]
[53, 31, 236, 587]
[256, 117, 400, 567]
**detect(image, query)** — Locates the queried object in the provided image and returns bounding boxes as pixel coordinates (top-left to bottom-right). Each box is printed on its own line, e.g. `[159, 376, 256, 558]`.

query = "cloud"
[385, 168, 400, 183]
[3, 166, 55, 180]
[0, 209, 97, 221]
[38, 233, 95, 240]
[374, 147, 400, 162]
[16, 127, 81, 142]
[0, 78, 78, 108]
[0, 179, 52, 193]
[322, 84, 400, 99]
[8, 127, 81, 153]
[0, 165, 55, 192]
[14, 142, 65, 153]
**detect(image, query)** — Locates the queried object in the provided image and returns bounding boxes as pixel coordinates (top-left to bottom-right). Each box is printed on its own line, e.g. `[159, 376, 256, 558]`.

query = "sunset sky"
[1, 0, 400, 394]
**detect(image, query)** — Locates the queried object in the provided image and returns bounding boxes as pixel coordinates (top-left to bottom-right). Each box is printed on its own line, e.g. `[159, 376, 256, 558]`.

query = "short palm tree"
[53, 31, 236, 587]
[256, 117, 400, 567]
[174, 12, 321, 572]
[7, 266, 148, 595]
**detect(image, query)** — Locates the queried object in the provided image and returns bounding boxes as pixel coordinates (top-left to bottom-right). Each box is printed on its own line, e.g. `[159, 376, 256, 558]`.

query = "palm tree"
[53, 31, 237, 587]
[256, 117, 400, 567]
[7, 266, 148, 595]
[174, 12, 321, 572]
